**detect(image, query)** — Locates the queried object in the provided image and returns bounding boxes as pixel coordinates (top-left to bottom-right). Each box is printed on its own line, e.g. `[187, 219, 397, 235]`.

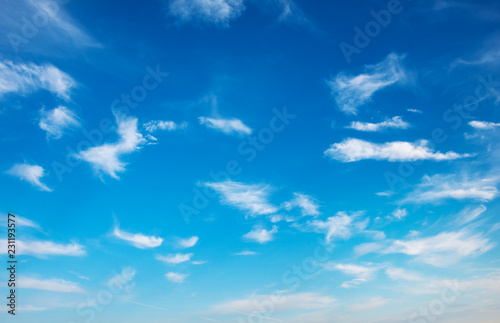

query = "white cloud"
[112, 226, 163, 249]
[307, 211, 367, 244]
[455, 205, 487, 226]
[39, 106, 80, 139]
[168, 0, 245, 26]
[233, 250, 258, 256]
[387, 208, 408, 221]
[324, 138, 471, 162]
[349, 296, 389, 311]
[407, 108, 422, 114]
[243, 225, 278, 244]
[324, 263, 377, 288]
[165, 272, 188, 283]
[156, 253, 193, 264]
[385, 267, 424, 282]
[283, 193, 320, 216]
[0, 60, 74, 99]
[0, 214, 42, 231]
[199, 116, 252, 135]
[6, 163, 51, 191]
[106, 267, 136, 292]
[204, 181, 278, 216]
[77, 113, 145, 179]
[19, 277, 85, 293]
[327, 53, 407, 114]
[347, 116, 410, 132]
[382, 230, 494, 266]
[469, 121, 500, 130]
[178, 236, 199, 248]
[354, 242, 384, 256]
[0, 239, 85, 257]
[403, 174, 499, 203]
[143, 120, 187, 133]
[211, 292, 335, 314]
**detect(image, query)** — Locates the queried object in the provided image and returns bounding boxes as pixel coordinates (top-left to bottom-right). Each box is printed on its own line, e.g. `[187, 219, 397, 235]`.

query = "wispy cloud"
[349, 296, 389, 311]
[382, 229, 493, 266]
[144, 120, 188, 133]
[306, 211, 367, 244]
[283, 193, 320, 216]
[167, 0, 245, 26]
[112, 226, 163, 249]
[6, 163, 52, 191]
[402, 174, 499, 203]
[232, 250, 258, 256]
[156, 253, 193, 264]
[243, 225, 278, 244]
[454, 205, 487, 226]
[199, 117, 252, 135]
[324, 138, 471, 162]
[469, 121, 500, 130]
[385, 267, 424, 282]
[165, 272, 188, 283]
[324, 263, 378, 288]
[387, 208, 408, 222]
[106, 267, 136, 292]
[77, 113, 145, 179]
[327, 53, 407, 114]
[19, 277, 85, 293]
[211, 292, 335, 314]
[0, 59, 74, 99]
[39, 106, 80, 139]
[0, 239, 85, 257]
[204, 181, 278, 217]
[178, 236, 199, 248]
[347, 116, 410, 132]
[407, 108, 422, 114]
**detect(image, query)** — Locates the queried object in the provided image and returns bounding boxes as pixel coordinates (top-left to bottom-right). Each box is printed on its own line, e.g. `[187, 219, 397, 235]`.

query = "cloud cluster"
[199, 116, 252, 135]
[168, 0, 245, 26]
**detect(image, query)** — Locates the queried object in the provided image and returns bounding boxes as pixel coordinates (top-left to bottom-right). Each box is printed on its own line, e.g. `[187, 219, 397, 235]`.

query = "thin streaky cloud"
[144, 120, 188, 133]
[167, 0, 245, 26]
[243, 225, 278, 244]
[112, 226, 163, 249]
[165, 272, 188, 283]
[283, 192, 320, 216]
[19, 277, 85, 294]
[0, 239, 85, 257]
[469, 121, 500, 130]
[39, 106, 80, 139]
[347, 116, 410, 132]
[178, 236, 199, 248]
[156, 253, 193, 264]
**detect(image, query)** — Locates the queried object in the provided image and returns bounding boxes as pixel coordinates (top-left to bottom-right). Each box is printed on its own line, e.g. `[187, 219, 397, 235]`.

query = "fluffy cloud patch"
[347, 116, 410, 132]
[283, 193, 320, 216]
[143, 120, 187, 132]
[6, 163, 52, 191]
[39, 106, 80, 139]
[199, 116, 252, 135]
[178, 236, 199, 248]
[165, 272, 188, 283]
[307, 211, 367, 244]
[156, 253, 193, 264]
[243, 225, 278, 244]
[469, 121, 500, 130]
[77, 113, 145, 179]
[0, 59, 74, 99]
[112, 226, 163, 249]
[324, 263, 378, 288]
[324, 138, 471, 162]
[403, 174, 498, 203]
[168, 0, 245, 26]
[204, 181, 278, 216]
[327, 53, 407, 114]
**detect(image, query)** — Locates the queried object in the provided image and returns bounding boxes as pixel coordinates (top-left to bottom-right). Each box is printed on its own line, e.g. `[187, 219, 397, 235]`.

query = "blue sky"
[1, 0, 500, 322]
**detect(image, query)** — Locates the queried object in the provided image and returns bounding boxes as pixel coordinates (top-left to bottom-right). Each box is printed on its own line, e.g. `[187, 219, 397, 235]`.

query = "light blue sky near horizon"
[1, 0, 500, 322]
